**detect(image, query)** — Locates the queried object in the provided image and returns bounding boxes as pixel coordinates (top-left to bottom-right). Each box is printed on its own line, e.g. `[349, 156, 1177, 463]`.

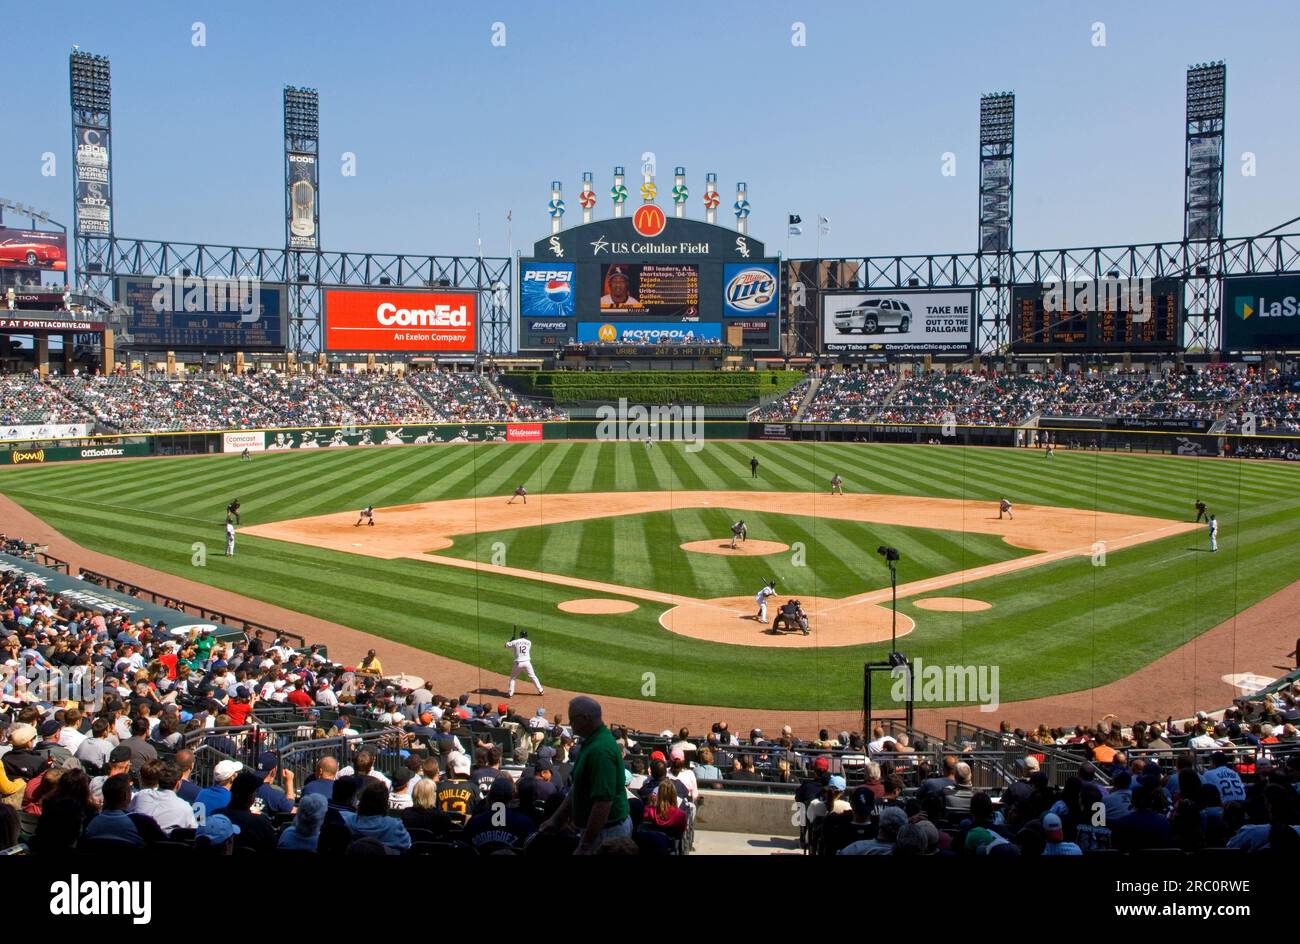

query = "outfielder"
[240, 447, 252, 462]
[750, 456, 760, 479]
[508, 485, 528, 505]
[224, 520, 236, 557]
[754, 579, 777, 623]
[730, 520, 748, 549]
[505, 627, 543, 697]
[830, 473, 843, 496]
[355, 505, 375, 527]
[1208, 514, 1219, 552]
[998, 498, 1013, 520]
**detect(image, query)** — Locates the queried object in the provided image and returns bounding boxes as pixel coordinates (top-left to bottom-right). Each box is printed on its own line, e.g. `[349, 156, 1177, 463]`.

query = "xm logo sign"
[595, 397, 704, 453]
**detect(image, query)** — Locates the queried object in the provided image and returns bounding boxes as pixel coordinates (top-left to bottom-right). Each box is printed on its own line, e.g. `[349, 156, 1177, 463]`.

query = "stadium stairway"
[790, 374, 821, 421]
[872, 371, 908, 421]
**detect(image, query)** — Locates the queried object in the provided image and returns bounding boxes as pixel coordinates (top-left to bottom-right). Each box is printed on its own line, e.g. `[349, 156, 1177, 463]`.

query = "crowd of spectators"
[0, 374, 90, 427]
[759, 364, 1300, 432]
[17, 367, 562, 434]
[4, 534, 1297, 857]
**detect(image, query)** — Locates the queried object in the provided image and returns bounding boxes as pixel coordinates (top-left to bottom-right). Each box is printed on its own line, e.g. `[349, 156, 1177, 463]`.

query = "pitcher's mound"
[680, 539, 790, 557]
[659, 595, 914, 648]
[913, 597, 992, 613]
[558, 598, 639, 615]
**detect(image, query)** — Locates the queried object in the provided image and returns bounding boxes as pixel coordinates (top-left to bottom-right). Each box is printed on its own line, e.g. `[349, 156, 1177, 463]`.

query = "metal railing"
[946, 720, 1110, 788]
[76, 567, 308, 648]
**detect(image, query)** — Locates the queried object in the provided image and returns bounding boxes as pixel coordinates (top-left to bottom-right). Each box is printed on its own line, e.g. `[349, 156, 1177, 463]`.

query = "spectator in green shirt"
[540, 696, 630, 854]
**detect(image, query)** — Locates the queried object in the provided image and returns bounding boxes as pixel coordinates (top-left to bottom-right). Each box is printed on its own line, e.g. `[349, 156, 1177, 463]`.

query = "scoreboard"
[1011, 278, 1182, 353]
[519, 215, 779, 352]
[116, 276, 288, 350]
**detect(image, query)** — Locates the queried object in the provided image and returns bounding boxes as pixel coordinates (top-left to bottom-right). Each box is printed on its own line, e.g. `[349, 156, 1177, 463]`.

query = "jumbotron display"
[1010, 278, 1183, 352]
[599, 263, 699, 317]
[519, 215, 779, 351]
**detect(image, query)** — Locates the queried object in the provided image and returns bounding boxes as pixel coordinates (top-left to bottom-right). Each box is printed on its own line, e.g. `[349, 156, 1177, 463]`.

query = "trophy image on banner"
[290, 177, 316, 241]
[640, 154, 656, 204]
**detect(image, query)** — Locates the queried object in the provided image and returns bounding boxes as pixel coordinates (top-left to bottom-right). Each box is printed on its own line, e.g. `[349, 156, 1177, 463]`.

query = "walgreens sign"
[324, 289, 476, 352]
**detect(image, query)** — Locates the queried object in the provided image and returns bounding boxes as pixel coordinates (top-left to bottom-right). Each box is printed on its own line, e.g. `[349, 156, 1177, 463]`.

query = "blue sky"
[2, 0, 1297, 260]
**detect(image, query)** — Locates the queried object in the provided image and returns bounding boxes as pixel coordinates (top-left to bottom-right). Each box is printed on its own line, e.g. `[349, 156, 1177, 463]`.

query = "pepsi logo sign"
[633, 204, 667, 238]
[726, 267, 777, 311]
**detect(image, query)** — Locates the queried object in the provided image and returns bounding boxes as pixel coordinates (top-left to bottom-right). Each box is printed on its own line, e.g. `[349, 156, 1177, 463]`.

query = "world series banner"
[73, 125, 112, 237]
[287, 152, 319, 250]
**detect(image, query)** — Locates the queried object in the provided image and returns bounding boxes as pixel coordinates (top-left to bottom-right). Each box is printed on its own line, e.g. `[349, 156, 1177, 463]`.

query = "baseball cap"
[391, 767, 414, 789]
[8, 723, 36, 747]
[533, 758, 554, 774]
[828, 775, 847, 791]
[1042, 813, 1064, 841]
[197, 814, 241, 845]
[449, 753, 471, 775]
[213, 759, 244, 781]
[487, 777, 514, 804]
[812, 756, 831, 773]
[254, 751, 279, 774]
[109, 745, 132, 764]
[497, 703, 509, 715]
[650, 750, 666, 763]
[1022, 756, 1040, 772]
[37, 719, 60, 738]
[965, 827, 997, 853]
[669, 748, 685, 762]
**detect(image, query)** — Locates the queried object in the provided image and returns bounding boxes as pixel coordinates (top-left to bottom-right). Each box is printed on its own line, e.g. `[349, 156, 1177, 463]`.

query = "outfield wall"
[2, 419, 1298, 464]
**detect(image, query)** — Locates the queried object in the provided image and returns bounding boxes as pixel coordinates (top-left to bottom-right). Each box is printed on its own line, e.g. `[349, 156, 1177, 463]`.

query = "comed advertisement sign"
[323, 289, 476, 352]
[1223, 275, 1300, 351]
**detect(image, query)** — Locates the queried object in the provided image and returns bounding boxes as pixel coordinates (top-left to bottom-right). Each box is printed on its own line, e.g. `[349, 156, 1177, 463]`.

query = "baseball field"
[3, 439, 1298, 714]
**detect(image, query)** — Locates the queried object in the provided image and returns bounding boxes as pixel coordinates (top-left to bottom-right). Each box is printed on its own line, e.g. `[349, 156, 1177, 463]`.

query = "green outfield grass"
[3, 440, 1298, 711]
[437, 507, 1032, 600]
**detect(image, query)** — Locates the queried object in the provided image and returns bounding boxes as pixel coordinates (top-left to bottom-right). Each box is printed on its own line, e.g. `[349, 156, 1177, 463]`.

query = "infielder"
[1208, 514, 1219, 552]
[226, 498, 241, 525]
[355, 505, 375, 527]
[998, 498, 1014, 520]
[730, 520, 748, 549]
[1194, 500, 1208, 523]
[830, 474, 844, 496]
[508, 485, 528, 505]
[224, 520, 236, 557]
[754, 579, 777, 623]
[505, 627, 543, 697]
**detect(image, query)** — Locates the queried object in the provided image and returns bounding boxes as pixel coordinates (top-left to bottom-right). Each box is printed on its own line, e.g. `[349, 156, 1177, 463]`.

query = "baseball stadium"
[0, 3, 1298, 891]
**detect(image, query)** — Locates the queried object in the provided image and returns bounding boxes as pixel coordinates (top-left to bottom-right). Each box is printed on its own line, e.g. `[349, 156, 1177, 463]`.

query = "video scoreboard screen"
[600, 263, 699, 317]
[518, 215, 779, 351]
[1011, 278, 1182, 353]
